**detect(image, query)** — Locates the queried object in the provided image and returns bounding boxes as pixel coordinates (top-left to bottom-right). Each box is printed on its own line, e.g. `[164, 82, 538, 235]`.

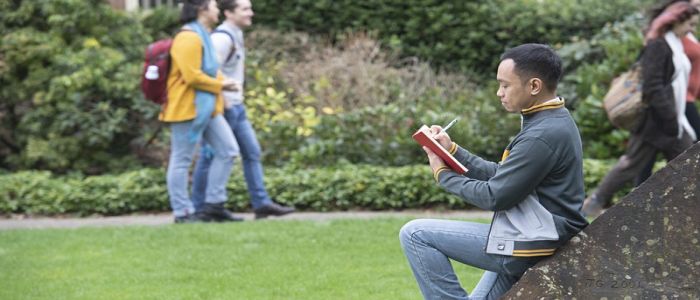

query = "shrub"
[0, 0, 158, 173]
[0, 159, 624, 216]
[278, 87, 521, 168]
[0, 165, 463, 215]
[271, 31, 450, 111]
[247, 29, 518, 166]
[140, 5, 181, 40]
[558, 13, 646, 159]
[252, 0, 652, 73]
[243, 54, 320, 138]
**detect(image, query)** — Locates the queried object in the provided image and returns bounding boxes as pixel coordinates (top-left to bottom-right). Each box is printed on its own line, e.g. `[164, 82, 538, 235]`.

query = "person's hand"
[423, 146, 446, 173]
[222, 78, 241, 91]
[429, 125, 453, 150]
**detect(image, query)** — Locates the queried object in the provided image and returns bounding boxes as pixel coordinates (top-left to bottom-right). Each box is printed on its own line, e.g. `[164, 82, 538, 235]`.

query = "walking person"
[680, 0, 700, 137]
[162, 0, 241, 223]
[399, 44, 588, 300]
[583, 2, 698, 217]
[636, 0, 700, 186]
[191, 0, 294, 220]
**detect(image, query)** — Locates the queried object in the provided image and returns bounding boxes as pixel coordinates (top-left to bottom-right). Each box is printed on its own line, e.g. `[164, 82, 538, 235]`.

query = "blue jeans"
[191, 104, 272, 210]
[166, 115, 239, 217]
[399, 219, 541, 300]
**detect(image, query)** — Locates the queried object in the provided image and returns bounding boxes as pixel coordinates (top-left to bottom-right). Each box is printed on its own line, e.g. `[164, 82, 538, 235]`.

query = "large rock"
[502, 143, 700, 299]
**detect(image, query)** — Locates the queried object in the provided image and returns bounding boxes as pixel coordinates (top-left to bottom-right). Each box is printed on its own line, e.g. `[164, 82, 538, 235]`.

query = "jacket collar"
[521, 97, 565, 115]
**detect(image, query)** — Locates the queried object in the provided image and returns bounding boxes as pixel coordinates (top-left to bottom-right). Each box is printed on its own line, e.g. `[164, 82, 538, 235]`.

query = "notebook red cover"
[412, 125, 468, 174]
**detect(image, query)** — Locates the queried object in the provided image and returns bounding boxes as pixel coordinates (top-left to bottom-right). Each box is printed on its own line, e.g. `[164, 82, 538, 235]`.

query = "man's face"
[496, 59, 531, 113]
[228, 0, 254, 28]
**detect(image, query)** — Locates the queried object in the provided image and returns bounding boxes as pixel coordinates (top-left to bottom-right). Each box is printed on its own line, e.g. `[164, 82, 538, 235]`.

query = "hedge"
[0, 159, 627, 216]
[252, 0, 652, 73]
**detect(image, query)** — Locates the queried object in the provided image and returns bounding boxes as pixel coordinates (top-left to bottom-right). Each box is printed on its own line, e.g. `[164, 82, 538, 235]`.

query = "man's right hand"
[222, 78, 240, 91]
[429, 125, 453, 150]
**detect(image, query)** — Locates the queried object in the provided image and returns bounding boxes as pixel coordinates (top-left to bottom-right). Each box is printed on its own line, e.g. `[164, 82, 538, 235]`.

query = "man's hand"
[429, 125, 453, 150]
[423, 146, 446, 173]
[222, 78, 241, 91]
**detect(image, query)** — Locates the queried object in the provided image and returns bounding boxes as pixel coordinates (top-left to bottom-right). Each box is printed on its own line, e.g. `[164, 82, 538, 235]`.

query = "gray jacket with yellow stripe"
[436, 99, 588, 257]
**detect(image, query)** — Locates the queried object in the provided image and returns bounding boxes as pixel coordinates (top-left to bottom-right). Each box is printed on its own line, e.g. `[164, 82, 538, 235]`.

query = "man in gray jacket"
[192, 0, 294, 221]
[399, 44, 588, 300]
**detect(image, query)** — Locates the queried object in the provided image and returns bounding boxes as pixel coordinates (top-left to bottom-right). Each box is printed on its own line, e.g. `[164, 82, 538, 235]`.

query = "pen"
[443, 117, 459, 132]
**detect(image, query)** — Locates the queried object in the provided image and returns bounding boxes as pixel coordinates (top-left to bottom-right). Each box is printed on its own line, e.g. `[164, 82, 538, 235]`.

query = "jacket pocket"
[491, 193, 559, 241]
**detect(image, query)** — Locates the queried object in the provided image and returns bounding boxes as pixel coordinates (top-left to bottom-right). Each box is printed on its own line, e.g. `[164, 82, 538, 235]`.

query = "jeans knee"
[169, 155, 193, 170]
[216, 144, 239, 159]
[243, 147, 261, 162]
[399, 219, 428, 247]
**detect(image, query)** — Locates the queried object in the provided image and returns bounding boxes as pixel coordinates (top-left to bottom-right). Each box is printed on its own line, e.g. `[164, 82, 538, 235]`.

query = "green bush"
[276, 86, 520, 168]
[0, 0, 159, 173]
[259, 99, 514, 168]
[0, 165, 463, 215]
[558, 13, 646, 159]
[140, 5, 181, 40]
[252, 0, 651, 73]
[283, 104, 423, 167]
[0, 169, 169, 215]
[244, 29, 519, 166]
[1, 159, 622, 216]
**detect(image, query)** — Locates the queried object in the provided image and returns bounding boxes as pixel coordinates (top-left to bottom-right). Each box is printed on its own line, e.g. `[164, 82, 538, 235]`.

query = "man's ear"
[529, 78, 543, 96]
[223, 8, 233, 19]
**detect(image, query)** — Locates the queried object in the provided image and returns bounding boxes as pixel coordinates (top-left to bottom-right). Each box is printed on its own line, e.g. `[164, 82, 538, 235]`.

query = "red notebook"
[412, 125, 468, 174]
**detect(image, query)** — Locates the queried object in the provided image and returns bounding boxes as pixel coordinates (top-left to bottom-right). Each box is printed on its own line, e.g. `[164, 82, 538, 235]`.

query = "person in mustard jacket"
[162, 0, 241, 223]
[190, 0, 295, 220]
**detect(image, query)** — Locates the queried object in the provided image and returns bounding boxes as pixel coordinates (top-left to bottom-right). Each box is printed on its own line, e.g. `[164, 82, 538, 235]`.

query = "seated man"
[399, 44, 588, 300]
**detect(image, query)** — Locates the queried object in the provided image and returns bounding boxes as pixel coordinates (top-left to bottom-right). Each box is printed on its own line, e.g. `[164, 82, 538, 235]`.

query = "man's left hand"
[423, 146, 446, 173]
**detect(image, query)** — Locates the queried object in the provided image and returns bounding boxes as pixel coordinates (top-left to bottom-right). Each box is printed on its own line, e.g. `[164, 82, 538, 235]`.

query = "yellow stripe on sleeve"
[433, 166, 450, 182]
[501, 149, 510, 163]
[512, 248, 556, 257]
[448, 142, 457, 155]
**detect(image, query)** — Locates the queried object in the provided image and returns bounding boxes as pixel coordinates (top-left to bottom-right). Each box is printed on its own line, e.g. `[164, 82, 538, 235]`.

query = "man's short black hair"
[218, 0, 238, 12]
[180, 0, 212, 24]
[500, 43, 562, 92]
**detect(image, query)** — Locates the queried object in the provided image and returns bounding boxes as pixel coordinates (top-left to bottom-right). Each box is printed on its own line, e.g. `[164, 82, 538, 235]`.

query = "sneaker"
[254, 202, 295, 219]
[581, 195, 605, 218]
[174, 214, 201, 224]
[197, 203, 244, 222]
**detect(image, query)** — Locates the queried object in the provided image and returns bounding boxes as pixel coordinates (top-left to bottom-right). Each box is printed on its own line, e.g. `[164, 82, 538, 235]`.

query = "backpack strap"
[212, 29, 237, 63]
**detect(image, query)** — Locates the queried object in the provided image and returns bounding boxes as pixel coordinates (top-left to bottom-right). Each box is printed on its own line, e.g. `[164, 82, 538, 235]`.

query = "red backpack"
[141, 38, 173, 105]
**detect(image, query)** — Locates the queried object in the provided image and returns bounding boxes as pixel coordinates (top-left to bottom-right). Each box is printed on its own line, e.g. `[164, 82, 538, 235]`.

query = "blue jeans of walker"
[399, 219, 541, 300]
[191, 104, 272, 210]
[166, 115, 239, 217]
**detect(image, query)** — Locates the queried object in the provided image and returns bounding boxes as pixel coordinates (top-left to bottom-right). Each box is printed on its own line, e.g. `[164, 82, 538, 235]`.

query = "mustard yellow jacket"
[159, 31, 225, 122]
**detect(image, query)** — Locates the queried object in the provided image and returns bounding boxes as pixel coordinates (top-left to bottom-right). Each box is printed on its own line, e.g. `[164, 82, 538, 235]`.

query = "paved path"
[0, 210, 493, 230]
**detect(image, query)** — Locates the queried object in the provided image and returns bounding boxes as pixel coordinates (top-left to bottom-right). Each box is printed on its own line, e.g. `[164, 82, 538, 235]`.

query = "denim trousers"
[191, 104, 272, 210]
[166, 115, 239, 217]
[399, 219, 541, 300]
[595, 132, 692, 205]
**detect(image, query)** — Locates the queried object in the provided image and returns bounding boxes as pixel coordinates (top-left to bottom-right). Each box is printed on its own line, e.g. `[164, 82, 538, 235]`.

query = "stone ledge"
[503, 142, 700, 299]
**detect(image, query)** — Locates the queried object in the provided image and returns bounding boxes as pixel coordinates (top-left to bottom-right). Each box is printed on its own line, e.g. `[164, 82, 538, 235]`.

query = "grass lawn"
[0, 217, 487, 300]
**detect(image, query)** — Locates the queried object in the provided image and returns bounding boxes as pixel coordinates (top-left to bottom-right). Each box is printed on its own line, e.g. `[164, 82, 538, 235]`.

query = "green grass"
[0, 218, 486, 300]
